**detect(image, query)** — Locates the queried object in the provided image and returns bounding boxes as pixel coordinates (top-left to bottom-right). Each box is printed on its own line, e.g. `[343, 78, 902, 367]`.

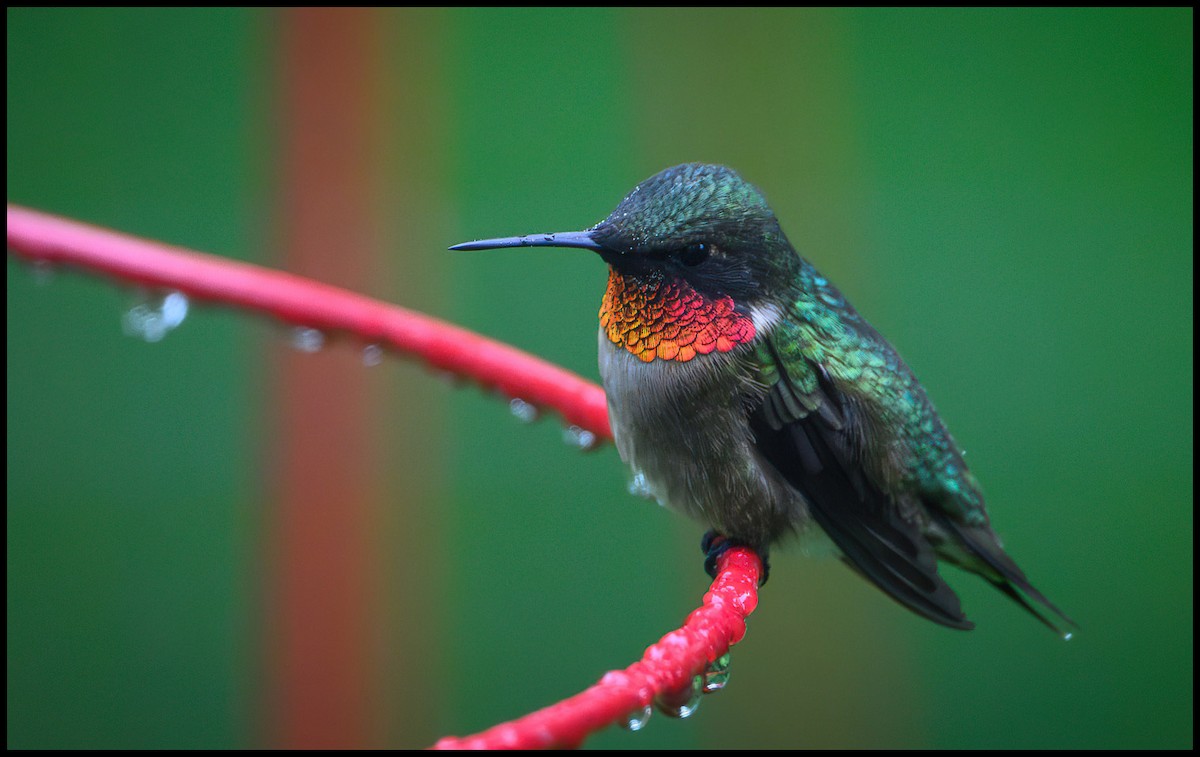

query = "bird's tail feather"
[937, 516, 1078, 639]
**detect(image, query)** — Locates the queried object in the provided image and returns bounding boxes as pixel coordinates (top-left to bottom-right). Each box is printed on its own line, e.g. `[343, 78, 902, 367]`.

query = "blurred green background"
[7, 7, 1192, 749]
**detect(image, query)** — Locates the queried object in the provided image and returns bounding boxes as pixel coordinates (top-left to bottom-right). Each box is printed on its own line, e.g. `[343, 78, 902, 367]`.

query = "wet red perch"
[6, 204, 764, 749]
[6, 204, 610, 439]
[431, 547, 761, 749]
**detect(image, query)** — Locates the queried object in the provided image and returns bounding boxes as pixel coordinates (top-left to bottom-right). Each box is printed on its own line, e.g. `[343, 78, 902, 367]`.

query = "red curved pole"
[6, 204, 611, 441]
[431, 547, 762, 750]
[7, 204, 765, 749]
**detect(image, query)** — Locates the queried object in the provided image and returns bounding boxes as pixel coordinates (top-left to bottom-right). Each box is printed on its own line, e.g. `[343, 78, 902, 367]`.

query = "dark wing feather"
[752, 341, 974, 630]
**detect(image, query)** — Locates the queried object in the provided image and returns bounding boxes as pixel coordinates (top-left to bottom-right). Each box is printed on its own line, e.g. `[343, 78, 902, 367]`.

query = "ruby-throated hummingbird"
[452, 163, 1073, 635]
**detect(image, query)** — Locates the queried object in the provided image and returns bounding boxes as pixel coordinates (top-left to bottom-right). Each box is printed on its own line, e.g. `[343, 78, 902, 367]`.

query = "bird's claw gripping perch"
[702, 530, 769, 586]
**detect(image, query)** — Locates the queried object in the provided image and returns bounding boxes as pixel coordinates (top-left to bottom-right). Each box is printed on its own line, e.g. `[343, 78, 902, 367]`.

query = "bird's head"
[452, 164, 800, 362]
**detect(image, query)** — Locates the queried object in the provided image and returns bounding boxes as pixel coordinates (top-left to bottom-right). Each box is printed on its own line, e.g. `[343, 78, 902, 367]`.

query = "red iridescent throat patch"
[598, 268, 756, 363]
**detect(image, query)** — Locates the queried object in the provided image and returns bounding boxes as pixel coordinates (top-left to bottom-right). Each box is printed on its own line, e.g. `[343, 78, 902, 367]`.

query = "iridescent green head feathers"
[451, 163, 802, 305]
[593, 164, 775, 249]
[588, 163, 801, 305]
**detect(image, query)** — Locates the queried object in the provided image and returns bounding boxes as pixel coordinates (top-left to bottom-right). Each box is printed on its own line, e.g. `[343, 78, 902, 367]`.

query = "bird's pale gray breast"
[597, 327, 814, 549]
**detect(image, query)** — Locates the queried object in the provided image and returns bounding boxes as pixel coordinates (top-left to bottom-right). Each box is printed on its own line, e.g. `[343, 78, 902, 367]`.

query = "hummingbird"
[452, 163, 1073, 635]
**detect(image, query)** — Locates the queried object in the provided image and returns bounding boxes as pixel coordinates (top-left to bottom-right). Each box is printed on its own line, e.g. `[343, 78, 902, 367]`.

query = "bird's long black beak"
[449, 230, 604, 253]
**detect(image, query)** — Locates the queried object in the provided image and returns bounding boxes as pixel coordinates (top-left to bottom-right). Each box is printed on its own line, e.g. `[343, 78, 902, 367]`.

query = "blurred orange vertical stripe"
[268, 8, 386, 749]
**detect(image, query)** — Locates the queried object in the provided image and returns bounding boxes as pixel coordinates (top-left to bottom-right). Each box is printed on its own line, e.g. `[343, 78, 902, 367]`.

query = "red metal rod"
[6, 204, 611, 440]
[8, 204, 765, 749]
[431, 547, 763, 750]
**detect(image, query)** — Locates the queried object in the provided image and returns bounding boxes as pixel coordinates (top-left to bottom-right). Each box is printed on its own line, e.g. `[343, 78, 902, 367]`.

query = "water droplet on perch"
[621, 705, 652, 732]
[122, 290, 189, 343]
[362, 343, 384, 366]
[655, 675, 702, 718]
[31, 260, 57, 285]
[563, 425, 597, 451]
[703, 653, 731, 693]
[509, 397, 539, 423]
[290, 327, 325, 353]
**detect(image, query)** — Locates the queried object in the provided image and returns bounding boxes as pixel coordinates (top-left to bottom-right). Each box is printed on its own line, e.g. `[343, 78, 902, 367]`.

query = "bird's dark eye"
[679, 243, 710, 266]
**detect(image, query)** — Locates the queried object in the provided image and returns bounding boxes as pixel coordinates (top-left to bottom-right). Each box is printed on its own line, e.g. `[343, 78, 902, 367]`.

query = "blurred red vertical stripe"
[268, 8, 385, 749]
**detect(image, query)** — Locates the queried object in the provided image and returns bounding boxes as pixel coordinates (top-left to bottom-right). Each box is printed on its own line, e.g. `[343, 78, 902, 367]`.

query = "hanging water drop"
[620, 705, 652, 732]
[508, 397, 539, 424]
[362, 343, 384, 367]
[654, 675, 702, 719]
[31, 260, 57, 285]
[122, 290, 189, 343]
[563, 425, 598, 451]
[291, 326, 325, 353]
[429, 367, 466, 387]
[702, 653, 731, 693]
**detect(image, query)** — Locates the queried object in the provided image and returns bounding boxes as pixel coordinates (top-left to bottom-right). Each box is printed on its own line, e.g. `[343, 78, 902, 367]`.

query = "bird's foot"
[701, 530, 770, 586]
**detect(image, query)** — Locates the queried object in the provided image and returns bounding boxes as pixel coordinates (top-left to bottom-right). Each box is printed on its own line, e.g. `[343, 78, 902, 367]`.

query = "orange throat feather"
[598, 268, 756, 363]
